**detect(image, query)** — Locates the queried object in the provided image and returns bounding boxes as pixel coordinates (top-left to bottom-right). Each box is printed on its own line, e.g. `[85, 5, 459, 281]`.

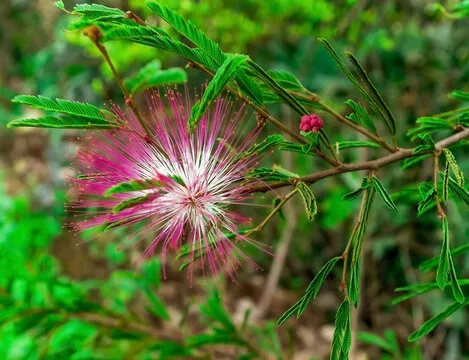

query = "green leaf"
[73, 3, 125, 17]
[347, 186, 375, 307]
[417, 185, 436, 216]
[345, 52, 396, 135]
[102, 26, 219, 70]
[54, 1, 65, 10]
[273, 197, 286, 221]
[266, 70, 305, 92]
[348, 257, 362, 308]
[241, 134, 284, 158]
[337, 140, 380, 150]
[246, 167, 293, 182]
[235, 71, 264, 105]
[279, 141, 316, 156]
[436, 217, 451, 290]
[296, 182, 317, 222]
[112, 194, 152, 214]
[187, 332, 243, 348]
[189, 54, 249, 130]
[319, 39, 372, 103]
[104, 179, 161, 197]
[297, 257, 340, 317]
[418, 133, 435, 146]
[247, 60, 308, 116]
[301, 131, 320, 146]
[408, 300, 468, 342]
[436, 217, 465, 303]
[392, 283, 438, 305]
[319, 39, 386, 129]
[69, 15, 142, 31]
[124, 61, 187, 95]
[407, 118, 452, 141]
[413, 144, 433, 155]
[330, 298, 352, 360]
[11, 95, 113, 121]
[277, 302, 301, 327]
[443, 149, 464, 186]
[450, 90, 469, 101]
[448, 176, 469, 205]
[372, 176, 398, 212]
[343, 177, 370, 200]
[7, 116, 118, 129]
[146, 1, 225, 64]
[358, 332, 396, 354]
[143, 286, 170, 320]
[413, 134, 435, 155]
[419, 242, 469, 272]
[401, 154, 431, 170]
[393, 280, 469, 305]
[345, 99, 376, 132]
[443, 161, 450, 202]
[200, 289, 236, 332]
[277, 257, 340, 326]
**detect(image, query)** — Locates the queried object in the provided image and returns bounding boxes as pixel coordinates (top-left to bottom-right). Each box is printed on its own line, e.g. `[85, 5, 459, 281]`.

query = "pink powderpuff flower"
[300, 114, 324, 133]
[69, 89, 266, 280]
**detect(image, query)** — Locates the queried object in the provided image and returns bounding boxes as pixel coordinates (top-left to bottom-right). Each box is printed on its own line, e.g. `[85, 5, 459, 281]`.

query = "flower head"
[70, 90, 263, 279]
[300, 114, 324, 133]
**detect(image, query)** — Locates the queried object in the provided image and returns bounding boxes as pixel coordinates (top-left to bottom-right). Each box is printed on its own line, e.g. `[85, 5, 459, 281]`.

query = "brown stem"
[435, 127, 469, 151]
[245, 128, 469, 194]
[83, 28, 149, 132]
[245, 189, 298, 236]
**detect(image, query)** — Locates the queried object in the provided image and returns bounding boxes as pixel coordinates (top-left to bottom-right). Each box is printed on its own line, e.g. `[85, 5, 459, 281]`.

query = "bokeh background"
[1, 0, 469, 359]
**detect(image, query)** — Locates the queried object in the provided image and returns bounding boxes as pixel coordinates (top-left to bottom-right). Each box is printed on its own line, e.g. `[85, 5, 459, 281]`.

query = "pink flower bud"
[299, 114, 324, 133]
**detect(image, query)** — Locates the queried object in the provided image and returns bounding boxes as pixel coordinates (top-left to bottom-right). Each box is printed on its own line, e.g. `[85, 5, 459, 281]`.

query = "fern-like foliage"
[146, 2, 226, 64]
[73, 3, 125, 18]
[12, 95, 110, 121]
[102, 25, 219, 70]
[124, 60, 187, 95]
[189, 54, 249, 130]
[8, 116, 118, 129]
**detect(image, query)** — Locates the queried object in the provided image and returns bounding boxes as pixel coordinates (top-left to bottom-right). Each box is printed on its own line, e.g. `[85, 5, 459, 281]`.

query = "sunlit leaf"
[189, 54, 249, 130]
[409, 299, 468, 342]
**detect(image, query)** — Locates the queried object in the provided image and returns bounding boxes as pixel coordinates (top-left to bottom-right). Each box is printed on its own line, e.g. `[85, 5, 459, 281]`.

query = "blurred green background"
[1, 0, 469, 359]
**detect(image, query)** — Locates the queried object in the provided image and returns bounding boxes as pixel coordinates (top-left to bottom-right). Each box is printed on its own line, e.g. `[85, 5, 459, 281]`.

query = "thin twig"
[245, 127, 469, 194]
[245, 189, 299, 237]
[81, 26, 173, 156]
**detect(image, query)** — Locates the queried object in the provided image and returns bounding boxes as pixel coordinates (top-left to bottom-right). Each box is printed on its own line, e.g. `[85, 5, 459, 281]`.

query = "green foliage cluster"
[0, 181, 283, 359]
